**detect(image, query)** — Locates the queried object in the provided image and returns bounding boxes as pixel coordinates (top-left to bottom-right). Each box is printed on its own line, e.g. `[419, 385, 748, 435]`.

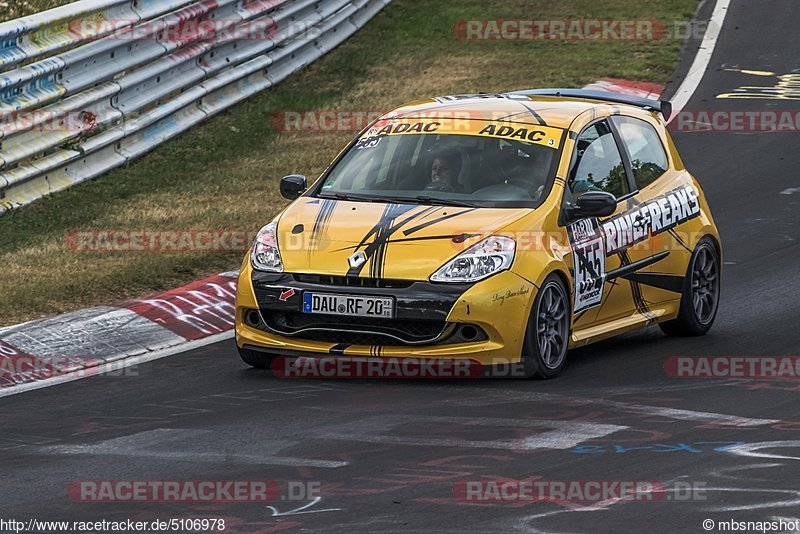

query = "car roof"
[383, 93, 658, 130]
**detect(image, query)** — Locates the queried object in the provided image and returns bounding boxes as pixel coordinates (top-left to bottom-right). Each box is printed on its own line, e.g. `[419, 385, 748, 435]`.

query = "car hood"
[276, 198, 532, 280]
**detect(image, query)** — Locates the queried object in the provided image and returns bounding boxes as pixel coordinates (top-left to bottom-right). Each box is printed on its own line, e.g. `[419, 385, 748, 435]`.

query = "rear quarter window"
[613, 116, 669, 190]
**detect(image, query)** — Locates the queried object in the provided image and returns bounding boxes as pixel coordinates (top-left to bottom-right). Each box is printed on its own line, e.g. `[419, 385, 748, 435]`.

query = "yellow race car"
[235, 89, 721, 378]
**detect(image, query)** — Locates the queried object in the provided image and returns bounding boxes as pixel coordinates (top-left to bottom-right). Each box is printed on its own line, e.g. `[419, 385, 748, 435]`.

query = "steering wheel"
[424, 181, 456, 193]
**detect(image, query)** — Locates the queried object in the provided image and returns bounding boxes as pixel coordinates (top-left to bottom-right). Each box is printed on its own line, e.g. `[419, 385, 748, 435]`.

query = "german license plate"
[302, 292, 394, 318]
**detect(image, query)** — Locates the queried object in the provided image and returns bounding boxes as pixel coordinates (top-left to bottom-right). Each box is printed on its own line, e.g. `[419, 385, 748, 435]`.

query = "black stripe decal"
[402, 208, 478, 236]
[618, 251, 657, 321]
[668, 229, 692, 252]
[493, 110, 534, 122]
[623, 273, 685, 294]
[606, 251, 670, 281]
[516, 101, 548, 126]
[596, 278, 620, 311]
[347, 204, 422, 278]
[344, 205, 476, 279]
[308, 199, 337, 258]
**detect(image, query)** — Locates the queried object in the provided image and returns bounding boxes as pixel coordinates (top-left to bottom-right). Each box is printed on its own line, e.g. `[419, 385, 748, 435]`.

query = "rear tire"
[520, 273, 571, 379]
[660, 237, 720, 337]
[237, 345, 275, 369]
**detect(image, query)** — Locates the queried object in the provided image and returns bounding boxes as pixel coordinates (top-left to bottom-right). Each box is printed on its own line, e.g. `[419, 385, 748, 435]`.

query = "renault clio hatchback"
[234, 89, 721, 378]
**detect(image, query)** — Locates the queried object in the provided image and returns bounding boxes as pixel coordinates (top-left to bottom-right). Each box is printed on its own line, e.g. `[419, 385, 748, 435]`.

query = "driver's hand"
[424, 181, 456, 193]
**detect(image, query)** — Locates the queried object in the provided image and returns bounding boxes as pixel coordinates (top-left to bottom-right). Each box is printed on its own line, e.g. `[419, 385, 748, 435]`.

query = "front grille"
[282, 313, 444, 337]
[262, 310, 448, 345]
[298, 331, 411, 346]
[294, 274, 414, 289]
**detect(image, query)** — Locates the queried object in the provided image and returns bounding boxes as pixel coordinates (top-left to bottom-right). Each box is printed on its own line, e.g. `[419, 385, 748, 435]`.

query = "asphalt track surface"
[3, 1, 800, 532]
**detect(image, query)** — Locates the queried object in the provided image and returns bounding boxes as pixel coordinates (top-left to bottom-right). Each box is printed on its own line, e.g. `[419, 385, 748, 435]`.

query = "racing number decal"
[355, 136, 383, 150]
[568, 218, 606, 313]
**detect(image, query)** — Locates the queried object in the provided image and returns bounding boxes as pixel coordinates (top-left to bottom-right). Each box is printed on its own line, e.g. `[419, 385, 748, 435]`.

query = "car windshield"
[315, 118, 564, 208]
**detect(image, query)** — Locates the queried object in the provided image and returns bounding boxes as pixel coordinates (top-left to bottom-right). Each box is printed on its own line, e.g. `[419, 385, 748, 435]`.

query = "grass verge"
[1, 0, 75, 22]
[0, 0, 699, 326]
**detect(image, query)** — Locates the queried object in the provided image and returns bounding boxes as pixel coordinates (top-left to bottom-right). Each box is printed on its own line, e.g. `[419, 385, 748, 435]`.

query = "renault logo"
[348, 251, 367, 269]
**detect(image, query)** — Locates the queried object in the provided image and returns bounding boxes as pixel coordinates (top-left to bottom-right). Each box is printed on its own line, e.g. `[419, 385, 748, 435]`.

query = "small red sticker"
[279, 289, 296, 302]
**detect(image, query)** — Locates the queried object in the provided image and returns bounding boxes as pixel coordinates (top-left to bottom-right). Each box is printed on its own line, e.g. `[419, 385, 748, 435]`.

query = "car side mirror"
[280, 175, 307, 200]
[569, 191, 618, 219]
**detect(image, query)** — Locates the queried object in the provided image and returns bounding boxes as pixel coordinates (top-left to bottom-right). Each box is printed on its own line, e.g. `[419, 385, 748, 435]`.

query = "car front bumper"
[234, 262, 537, 366]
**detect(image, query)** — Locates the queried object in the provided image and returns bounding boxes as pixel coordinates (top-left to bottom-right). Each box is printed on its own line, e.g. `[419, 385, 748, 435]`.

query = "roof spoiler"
[507, 88, 672, 121]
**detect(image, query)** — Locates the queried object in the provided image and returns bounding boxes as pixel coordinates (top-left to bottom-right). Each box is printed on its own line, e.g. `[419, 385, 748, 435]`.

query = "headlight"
[251, 222, 283, 272]
[430, 235, 515, 283]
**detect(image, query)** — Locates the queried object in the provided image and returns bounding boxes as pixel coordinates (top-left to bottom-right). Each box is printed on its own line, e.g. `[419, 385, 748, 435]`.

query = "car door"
[609, 114, 691, 308]
[565, 118, 658, 330]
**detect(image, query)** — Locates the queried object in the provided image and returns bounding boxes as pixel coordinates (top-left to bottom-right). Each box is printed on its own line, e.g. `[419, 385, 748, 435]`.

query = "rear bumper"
[234, 263, 537, 366]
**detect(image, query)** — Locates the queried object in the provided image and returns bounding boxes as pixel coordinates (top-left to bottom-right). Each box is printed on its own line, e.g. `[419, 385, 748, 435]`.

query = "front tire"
[520, 274, 571, 379]
[660, 237, 720, 336]
[237, 345, 275, 369]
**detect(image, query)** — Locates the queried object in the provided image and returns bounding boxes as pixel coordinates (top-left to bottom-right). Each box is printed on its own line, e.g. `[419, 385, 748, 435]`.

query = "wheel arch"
[532, 266, 574, 326]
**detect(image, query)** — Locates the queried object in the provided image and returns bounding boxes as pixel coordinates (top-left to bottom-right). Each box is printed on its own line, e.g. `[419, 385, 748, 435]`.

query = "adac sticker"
[361, 119, 563, 149]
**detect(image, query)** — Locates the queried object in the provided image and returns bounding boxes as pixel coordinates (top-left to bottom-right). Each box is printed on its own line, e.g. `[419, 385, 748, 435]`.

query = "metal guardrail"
[0, 0, 390, 211]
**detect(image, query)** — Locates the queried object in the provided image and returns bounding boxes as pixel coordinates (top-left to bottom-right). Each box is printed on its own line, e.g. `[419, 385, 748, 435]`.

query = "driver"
[424, 149, 462, 193]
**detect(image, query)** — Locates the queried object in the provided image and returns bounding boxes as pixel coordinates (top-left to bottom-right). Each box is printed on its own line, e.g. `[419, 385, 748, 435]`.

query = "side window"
[613, 116, 668, 190]
[569, 121, 630, 198]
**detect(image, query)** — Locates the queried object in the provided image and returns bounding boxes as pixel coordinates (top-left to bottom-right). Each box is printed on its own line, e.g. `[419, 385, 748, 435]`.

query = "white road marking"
[701, 488, 800, 512]
[668, 0, 732, 121]
[725, 440, 800, 461]
[569, 378, 746, 396]
[510, 475, 695, 530]
[267, 497, 342, 516]
[316, 415, 627, 450]
[708, 463, 784, 482]
[40, 428, 348, 468]
[597, 399, 778, 427]
[780, 187, 800, 195]
[448, 390, 779, 427]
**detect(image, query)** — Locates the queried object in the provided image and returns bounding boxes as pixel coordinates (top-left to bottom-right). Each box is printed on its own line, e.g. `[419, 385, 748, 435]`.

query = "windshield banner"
[361, 118, 564, 149]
